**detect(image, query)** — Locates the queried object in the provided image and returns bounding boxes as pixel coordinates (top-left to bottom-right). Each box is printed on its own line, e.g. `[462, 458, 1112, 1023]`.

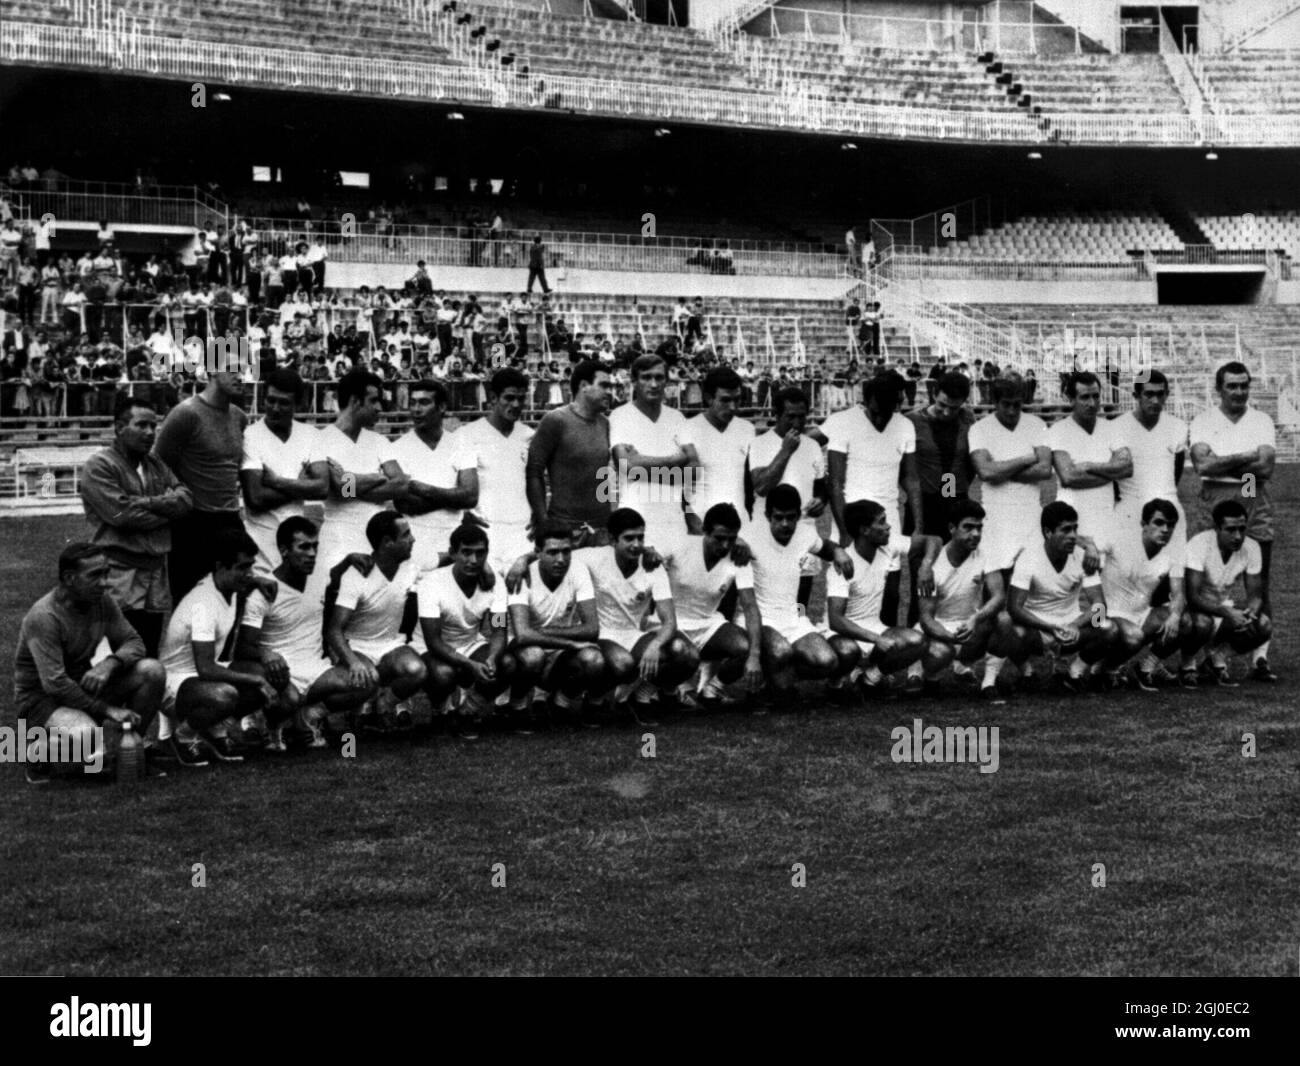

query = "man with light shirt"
[824, 370, 921, 546]
[453, 368, 533, 576]
[240, 369, 327, 571]
[1189, 362, 1277, 682]
[916, 499, 1015, 701]
[389, 378, 479, 576]
[1005, 501, 1121, 692]
[609, 354, 699, 551]
[968, 372, 1055, 580]
[1111, 370, 1188, 555]
[1049, 371, 1132, 543]
[686, 367, 755, 531]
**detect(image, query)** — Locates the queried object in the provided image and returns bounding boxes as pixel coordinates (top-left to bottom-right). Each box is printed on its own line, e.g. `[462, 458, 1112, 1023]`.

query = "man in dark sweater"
[526, 235, 551, 295]
[526, 360, 612, 547]
[154, 368, 249, 601]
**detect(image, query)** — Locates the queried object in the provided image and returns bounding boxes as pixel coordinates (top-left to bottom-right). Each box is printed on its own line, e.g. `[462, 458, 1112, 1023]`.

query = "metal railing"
[887, 255, 1147, 281]
[870, 197, 1002, 256]
[6, 182, 227, 232]
[7, 19, 1300, 147]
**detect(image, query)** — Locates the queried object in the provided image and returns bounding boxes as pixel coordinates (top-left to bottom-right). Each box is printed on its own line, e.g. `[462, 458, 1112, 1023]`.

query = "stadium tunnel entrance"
[1156, 269, 1267, 304]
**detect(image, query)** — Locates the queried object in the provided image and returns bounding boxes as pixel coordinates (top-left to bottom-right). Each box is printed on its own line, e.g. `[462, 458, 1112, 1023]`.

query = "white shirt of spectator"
[1185, 530, 1261, 610]
[507, 559, 595, 629]
[687, 413, 755, 522]
[609, 402, 694, 544]
[1111, 410, 1187, 513]
[387, 428, 475, 570]
[1188, 406, 1276, 486]
[416, 566, 507, 656]
[748, 429, 825, 520]
[313, 424, 393, 561]
[827, 536, 910, 632]
[159, 574, 239, 688]
[930, 545, 988, 626]
[334, 559, 420, 661]
[242, 418, 320, 570]
[573, 546, 671, 644]
[968, 411, 1049, 522]
[242, 578, 331, 687]
[662, 537, 754, 629]
[1010, 543, 1101, 629]
[1095, 529, 1184, 625]
[743, 520, 822, 634]
[823, 406, 915, 516]
[1049, 415, 1122, 538]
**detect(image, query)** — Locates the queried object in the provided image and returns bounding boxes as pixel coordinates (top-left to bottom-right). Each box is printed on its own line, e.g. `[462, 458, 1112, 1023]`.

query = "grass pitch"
[2, 472, 1297, 976]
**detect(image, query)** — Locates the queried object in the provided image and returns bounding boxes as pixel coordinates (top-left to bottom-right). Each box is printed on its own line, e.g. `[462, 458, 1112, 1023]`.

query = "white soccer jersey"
[823, 406, 914, 515]
[609, 401, 694, 543]
[1185, 530, 1261, 609]
[662, 537, 754, 628]
[687, 413, 755, 520]
[159, 575, 238, 691]
[334, 560, 420, 661]
[453, 416, 534, 571]
[969, 412, 1049, 520]
[507, 559, 596, 629]
[931, 545, 988, 626]
[387, 428, 475, 571]
[1049, 415, 1122, 539]
[1188, 407, 1277, 487]
[314, 424, 393, 562]
[242, 419, 320, 569]
[1097, 531, 1183, 625]
[826, 536, 910, 633]
[243, 578, 332, 691]
[574, 546, 672, 644]
[1010, 543, 1101, 628]
[417, 566, 506, 655]
[748, 429, 825, 515]
[743, 520, 822, 633]
[1111, 411, 1187, 513]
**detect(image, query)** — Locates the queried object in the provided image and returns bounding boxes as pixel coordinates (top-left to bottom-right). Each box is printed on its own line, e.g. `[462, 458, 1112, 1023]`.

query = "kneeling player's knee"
[1256, 614, 1272, 640]
[514, 646, 546, 677]
[575, 646, 606, 679]
[427, 661, 458, 693]
[802, 645, 838, 676]
[832, 637, 862, 673]
[668, 635, 698, 670]
[135, 658, 166, 686]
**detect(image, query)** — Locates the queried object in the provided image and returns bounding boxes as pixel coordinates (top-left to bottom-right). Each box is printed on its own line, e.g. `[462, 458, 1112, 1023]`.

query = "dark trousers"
[168, 510, 247, 603]
[123, 609, 165, 659]
[526, 266, 549, 294]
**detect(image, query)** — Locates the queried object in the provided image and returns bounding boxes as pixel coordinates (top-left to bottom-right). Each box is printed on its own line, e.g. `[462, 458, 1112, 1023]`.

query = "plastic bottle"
[116, 720, 144, 783]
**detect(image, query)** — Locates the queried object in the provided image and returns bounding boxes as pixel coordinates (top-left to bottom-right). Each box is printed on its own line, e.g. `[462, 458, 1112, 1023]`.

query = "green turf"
[2, 472, 1297, 976]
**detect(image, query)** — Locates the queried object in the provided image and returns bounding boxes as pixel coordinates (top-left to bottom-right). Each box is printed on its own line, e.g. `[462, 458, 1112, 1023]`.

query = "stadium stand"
[928, 210, 1184, 258]
[1195, 210, 1300, 258]
[1199, 50, 1300, 115]
[991, 53, 1186, 115]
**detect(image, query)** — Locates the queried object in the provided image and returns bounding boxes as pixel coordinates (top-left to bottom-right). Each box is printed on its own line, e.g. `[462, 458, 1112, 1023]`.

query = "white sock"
[951, 661, 974, 678]
[240, 714, 259, 732]
[157, 711, 174, 743]
[613, 680, 637, 704]
[1209, 649, 1228, 670]
[863, 664, 884, 685]
[1136, 649, 1159, 671]
[696, 660, 718, 693]
[1068, 655, 1088, 679]
[982, 656, 1005, 688]
[906, 661, 924, 680]
[1255, 640, 1270, 663]
[1021, 660, 1036, 679]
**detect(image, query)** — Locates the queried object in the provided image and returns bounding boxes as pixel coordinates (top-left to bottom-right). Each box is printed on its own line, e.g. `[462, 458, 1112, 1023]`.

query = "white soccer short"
[680, 615, 728, 652]
[600, 628, 651, 654]
[286, 655, 336, 695]
[769, 614, 820, 645]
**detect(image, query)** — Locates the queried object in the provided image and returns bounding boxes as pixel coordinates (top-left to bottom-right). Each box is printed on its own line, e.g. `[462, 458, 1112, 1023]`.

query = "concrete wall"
[326, 262, 856, 301]
[1276, 280, 1300, 304]
[1032, 0, 1119, 52]
[918, 277, 1158, 303]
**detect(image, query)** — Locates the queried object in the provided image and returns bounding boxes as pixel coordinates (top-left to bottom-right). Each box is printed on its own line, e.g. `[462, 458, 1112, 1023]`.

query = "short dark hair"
[1065, 371, 1101, 397]
[607, 508, 646, 540]
[337, 369, 384, 408]
[1140, 498, 1179, 526]
[1040, 501, 1078, 533]
[863, 369, 905, 409]
[449, 521, 489, 552]
[765, 483, 802, 516]
[935, 371, 971, 403]
[58, 542, 104, 581]
[1215, 361, 1251, 390]
[366, 510, 406, 550]
[1211, 499, 1248, 527]
[113, 394, 154, 423]
[409, 379, 447, 405]
[845, 499, 886, 537]
[488, 367, 529, 396]
[276, 515, 318, 550]
[702, 503, 742, 535]
[946, 498, 985, 527]
[772, 386, 810, 416]
[630, 354, 666, 380]
[265, 368, 303, 399]
[533, 518, 573, 548]
[1135, 369, 1168, 395]
[990, 373, 1026, 403]
[212, 528, 259, 569]
[570, 359, 605, 394]
[702, 367, 742, 398]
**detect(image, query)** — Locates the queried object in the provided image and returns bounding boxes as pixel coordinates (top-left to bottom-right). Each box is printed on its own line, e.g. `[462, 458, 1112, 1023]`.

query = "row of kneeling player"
[14, 490, 1275, 778]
